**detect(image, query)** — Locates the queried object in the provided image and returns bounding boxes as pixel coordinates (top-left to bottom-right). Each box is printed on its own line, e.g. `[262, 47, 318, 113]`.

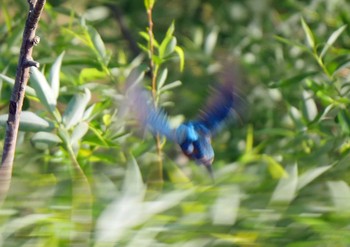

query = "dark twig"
[107, 4, 141, 58]
[0, 0, 46, 205]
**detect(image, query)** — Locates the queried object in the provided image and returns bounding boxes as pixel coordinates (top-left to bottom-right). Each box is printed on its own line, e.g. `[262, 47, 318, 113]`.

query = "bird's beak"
[204, 165, 215, 182]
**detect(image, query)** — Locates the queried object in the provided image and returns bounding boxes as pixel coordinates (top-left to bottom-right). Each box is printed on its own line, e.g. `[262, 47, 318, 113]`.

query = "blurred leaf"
[31, 132, 62, 149]
[48, 52, 65, 100]
[71, 121, 89, 146]
[158, 80, 181, 92]
[79, 67, 106, 83]
[320, 25, 347, 58]
[302, 90, 318, 122]
[262, 154, 288, 179]
[87, 26, 108, 63]
[30, 67, 57, 112]
[159, 22, 176, 58]
[0, 111, 54, 132]
[270, 164, 298, 204]
[269, 71, 318, 88]
[62, 88, 91, 129]
[144, 0, 155, 9]
[156, 68, 168, 90]
[211, 185, 240, 225]
[0, 74, 37, 97]
[337, 109, 350, 134]
[204, 26, 219, 55]
[1, 214, 51, 240]
[245, 124, 254, 153]
[165, 160, 192, 187]
[174, 46, 185, 71]
[95, 156, 146, 244]
[328, 181, 350, 212]
[301, 17, 315, 49]
[297, 165, 333, 190]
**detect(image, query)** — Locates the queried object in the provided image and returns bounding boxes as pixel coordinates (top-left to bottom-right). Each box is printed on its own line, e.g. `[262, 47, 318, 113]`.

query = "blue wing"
[197, 64, 241, 133]
[126, 79, 176, 142]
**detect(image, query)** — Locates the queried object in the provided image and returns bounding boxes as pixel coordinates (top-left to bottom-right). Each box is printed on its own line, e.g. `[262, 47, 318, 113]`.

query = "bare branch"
[0, 0, 46, 205]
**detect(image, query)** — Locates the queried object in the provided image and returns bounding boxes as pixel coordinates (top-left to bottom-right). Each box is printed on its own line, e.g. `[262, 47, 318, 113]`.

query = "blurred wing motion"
[197, 64, 241, 133]
[126, 72, 176, 142]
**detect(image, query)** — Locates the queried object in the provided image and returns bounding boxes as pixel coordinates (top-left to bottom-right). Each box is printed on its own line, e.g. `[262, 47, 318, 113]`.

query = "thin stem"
[0, 0, 46, 205]
[147, 6, 163, 185]
[59, 128, 92, 246]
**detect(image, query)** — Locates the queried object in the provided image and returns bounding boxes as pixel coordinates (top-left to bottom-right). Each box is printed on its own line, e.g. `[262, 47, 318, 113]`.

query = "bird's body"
[125, 63, 241, 176]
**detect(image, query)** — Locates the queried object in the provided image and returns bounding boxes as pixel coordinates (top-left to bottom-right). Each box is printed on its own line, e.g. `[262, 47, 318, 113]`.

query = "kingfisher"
[125, 63, 241, 177]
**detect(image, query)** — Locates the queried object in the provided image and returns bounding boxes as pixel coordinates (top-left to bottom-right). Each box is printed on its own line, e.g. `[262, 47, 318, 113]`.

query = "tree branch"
[0, 0, 46, 205]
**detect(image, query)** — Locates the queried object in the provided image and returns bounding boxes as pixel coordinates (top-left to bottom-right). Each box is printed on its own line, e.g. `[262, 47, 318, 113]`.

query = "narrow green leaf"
[158, 80, 181, 92]
[270, 164, 298, 204]
[71, 121, 89, 146]
[328, 180, 350, 212]
[157, 68, 168, 90]
[0, 111, 54, 132]
[79, 67, 106, 83]
[31, 132, 62, 150]
[301, 90, 318, 122]
[164, 37, 177, 57]
[274, 35, 310, 53]
[87, 26, 108, 63]
[204, 26, 219, 55]
[245, 124, 254, 153]
[262, 154, 288, 179]
[1, 214, 51, 240]
[211, 185, 240, 225]
[48, 52, 65, 100]
[123, 155, 145, 195]
[269, 71, 318, 88]
[166, 21, 175, 37]
[297, 165, 332, 190]
[0, 74, 37, 97]
[320, 25, 347, 58]
[30, 67, 57, 112]
[174, 46, 185, 71]
[301, 17, 315, 49]
[62, 88, 91, 129]
[144, 0, 155, 9]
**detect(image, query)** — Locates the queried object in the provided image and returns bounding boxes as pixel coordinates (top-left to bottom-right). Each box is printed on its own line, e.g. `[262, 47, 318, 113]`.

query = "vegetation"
[1, 0, 350, 246]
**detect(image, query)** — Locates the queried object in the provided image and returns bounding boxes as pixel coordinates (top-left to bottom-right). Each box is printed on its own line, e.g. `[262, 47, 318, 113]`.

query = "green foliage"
[1, 0, 350, 246]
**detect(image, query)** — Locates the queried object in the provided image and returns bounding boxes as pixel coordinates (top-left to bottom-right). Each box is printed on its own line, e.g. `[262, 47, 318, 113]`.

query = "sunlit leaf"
[211, 185, 240, 225]
[144, 0, 155, 9]
[270, 164, 298, 204]
[204, 26, 219, 55]
[0, 111, 54, 132]
[174, 46, 185, 71]
[297, 165, 333, 190]
[31, 132, 62, 149]
[302, 90, 318, 122]
[328, 180, 350, 212]
[0, 74, 37, 97]
[261, 154, 288, 179]
[62, 88, 91, 129]
[87, 26, 108, 63]
[30, 67, 57, 112]
[71, 121, 89, 146]
[156, 68, 168, 90]
[1, 214, 51, 240]
[320, 25, 347, 58]
[158, 80, 181, 92]
[48, 52, 65, 100]
[301, 17, 315, 49]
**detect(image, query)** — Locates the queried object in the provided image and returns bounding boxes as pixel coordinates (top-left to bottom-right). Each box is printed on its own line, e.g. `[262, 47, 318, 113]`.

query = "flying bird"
[125, 63, 242, 177]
